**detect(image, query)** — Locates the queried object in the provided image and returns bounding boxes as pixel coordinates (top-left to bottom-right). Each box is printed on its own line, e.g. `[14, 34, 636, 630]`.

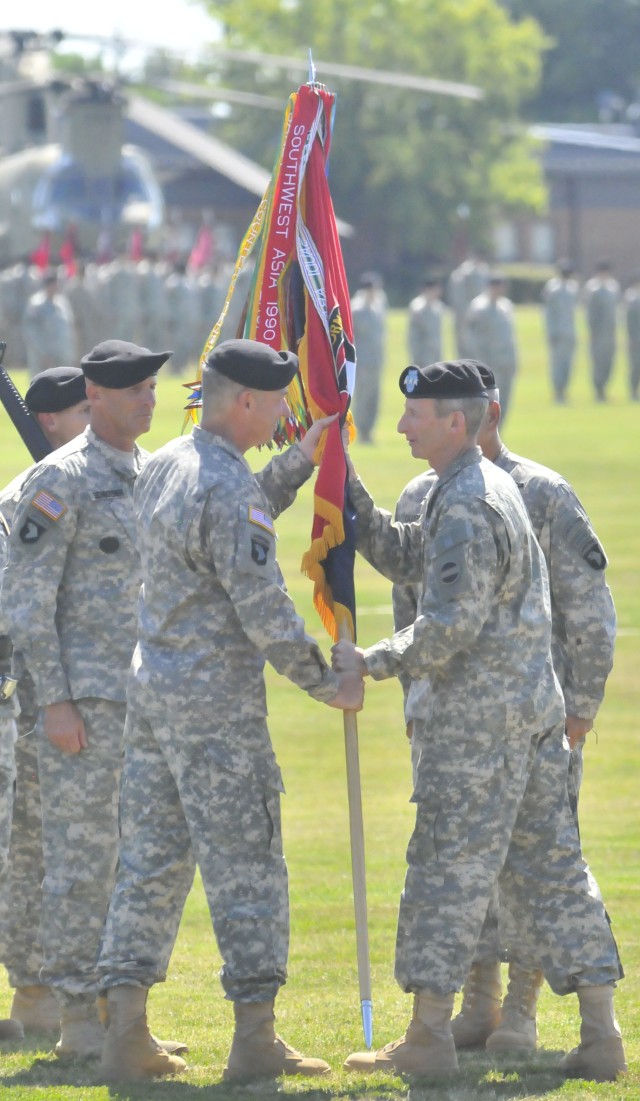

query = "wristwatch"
[0, 674, 18, 703]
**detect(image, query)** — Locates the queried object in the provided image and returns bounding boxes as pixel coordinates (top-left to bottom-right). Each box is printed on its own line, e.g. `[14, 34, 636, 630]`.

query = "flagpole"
[340, 623, 373, 1049]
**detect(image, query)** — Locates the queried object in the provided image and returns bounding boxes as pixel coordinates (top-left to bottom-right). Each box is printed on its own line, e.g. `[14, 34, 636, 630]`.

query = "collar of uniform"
[435, 444, 482, 491]
[493, 442, 512, 470]
[191, 424, 252, 473]
[86, 426, 144, 479]
[424, 446, 481, 519]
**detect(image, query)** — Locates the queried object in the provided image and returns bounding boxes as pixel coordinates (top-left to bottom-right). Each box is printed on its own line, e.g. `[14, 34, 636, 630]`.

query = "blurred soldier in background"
[351, 273, 387, 443]
[0, 262, 38, 370]
[448, 252, 489, 356]
[165, 261, 199, 374]
[22, 271, 75, 378]
[464, 273, 518, 421]
[542, 259, 579, 403]
[623, 270, 640, 401]
[407, 275, 445, 367]
[584, 261, 620, 402]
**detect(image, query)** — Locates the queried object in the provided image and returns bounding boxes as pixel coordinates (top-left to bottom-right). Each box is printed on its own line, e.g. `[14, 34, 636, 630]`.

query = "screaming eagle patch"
[559, 509, 607, 571]
[251, 535, 270, 566]
[19, 517, 47, 544]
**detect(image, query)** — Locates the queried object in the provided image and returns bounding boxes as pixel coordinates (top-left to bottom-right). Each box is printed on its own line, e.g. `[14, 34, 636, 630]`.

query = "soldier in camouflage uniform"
[22, 271, 75, 379]
[464, 274, 518, 420]
[3, 342, 171, 1059]
[96, 338, 363, 1083]
[0, 515, 25, 1042]
[583, 261, 620, 402]
[0, 368, 90, 1037]
[351, 274, 387, 443]
[333, 360, 626, 1082]
[391, 362, 617, 1057]
[623, 271, 640, 401]
[407, 276, 444, 367]
[448, 253, 489, 357]
[542, 260, 579, 403]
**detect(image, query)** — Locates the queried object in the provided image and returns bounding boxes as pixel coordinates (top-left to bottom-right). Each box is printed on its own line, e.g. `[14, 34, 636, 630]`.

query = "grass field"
[0, 306, 638, 1099]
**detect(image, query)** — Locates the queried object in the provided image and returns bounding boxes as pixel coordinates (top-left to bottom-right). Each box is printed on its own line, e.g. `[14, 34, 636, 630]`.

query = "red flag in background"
[188, 83, 357, 642]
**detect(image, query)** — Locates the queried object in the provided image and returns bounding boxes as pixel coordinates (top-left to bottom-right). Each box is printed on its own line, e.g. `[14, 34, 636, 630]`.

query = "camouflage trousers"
[396, 721, 621, 996]
[462, 738, 585, 964]
[98, 708, 289, 1002]
[0, 700, 46, 987]
[353, 364, 383, 442]
[0, 712, 17, 880]
[38, 698, 125, 1004]
[549, 334, 576, 397]
[590, 336, 616, 392]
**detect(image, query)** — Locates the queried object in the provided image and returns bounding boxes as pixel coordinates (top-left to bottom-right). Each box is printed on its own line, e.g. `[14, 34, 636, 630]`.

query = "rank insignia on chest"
[248, 505, 275, 536]
[30, 489, 67, 522]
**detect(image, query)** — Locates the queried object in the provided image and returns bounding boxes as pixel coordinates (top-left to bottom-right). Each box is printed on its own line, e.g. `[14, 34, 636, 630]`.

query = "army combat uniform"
[542, 275, 578, 402]
[584, 275, 619, 400]
[97, 426, 339, 1002]
[407, 294, 443, 367]
[0, 472, 48, 994]
[4, 426, 147, 1007]
[392, 445, 616, 966]
[464, 293, 518, 419]
[0, 515, 18, 883]
[351, 447, 621, 998]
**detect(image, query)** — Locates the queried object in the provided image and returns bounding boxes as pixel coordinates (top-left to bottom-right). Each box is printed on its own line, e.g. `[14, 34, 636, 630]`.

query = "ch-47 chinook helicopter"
[0, 29, 171, 264]
[0, 27, 483, 268]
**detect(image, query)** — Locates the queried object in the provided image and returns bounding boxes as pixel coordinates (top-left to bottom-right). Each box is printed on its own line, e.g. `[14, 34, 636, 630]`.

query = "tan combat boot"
[223, 1000, 330, 1081]
[99, 985, 188, 1082]
[486, 964, 543, 1052]
[55, 998, 105, 1058]
[96, 990, 188, 1056]
[561, 985, 627, 1082]
[11, 985, 60, 1035]
[0, 1017, 24, 1041]
[451, 962, 502, 1049]
[344, 990, 459, 1077]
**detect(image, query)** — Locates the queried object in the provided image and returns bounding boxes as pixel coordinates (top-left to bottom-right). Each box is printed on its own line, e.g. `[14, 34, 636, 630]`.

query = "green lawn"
[0, 306, 638, 1098]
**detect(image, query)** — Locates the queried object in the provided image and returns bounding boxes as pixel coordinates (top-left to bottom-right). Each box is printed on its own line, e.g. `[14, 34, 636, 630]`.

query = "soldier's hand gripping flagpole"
[340, 620, 373, 1048]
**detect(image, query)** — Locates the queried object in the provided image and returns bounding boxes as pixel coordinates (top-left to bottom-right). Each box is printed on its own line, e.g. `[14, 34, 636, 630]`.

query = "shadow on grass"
[0, 1047, 572, 1100]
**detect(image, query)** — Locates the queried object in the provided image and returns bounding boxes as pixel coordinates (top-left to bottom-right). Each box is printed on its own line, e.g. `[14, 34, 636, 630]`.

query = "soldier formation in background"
[0, 255, 227, 379]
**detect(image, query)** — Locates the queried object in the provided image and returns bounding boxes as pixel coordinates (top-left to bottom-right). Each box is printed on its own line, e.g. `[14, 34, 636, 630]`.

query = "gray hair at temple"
[433, 395, 488, 435]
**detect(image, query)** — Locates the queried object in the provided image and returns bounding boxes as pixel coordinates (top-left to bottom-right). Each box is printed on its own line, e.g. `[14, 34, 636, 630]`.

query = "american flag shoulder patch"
[31, 489, 67, 522]
[248, 505, 275, 536]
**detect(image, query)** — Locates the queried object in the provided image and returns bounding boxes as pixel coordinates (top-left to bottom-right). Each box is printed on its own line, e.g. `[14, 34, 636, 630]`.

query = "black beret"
[25, 367, 86, 413]
[81, 341, 172, 388]
[468, 360, 497, 391]
[399, 359, 488, 399]
[205, 338, 298, 391]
